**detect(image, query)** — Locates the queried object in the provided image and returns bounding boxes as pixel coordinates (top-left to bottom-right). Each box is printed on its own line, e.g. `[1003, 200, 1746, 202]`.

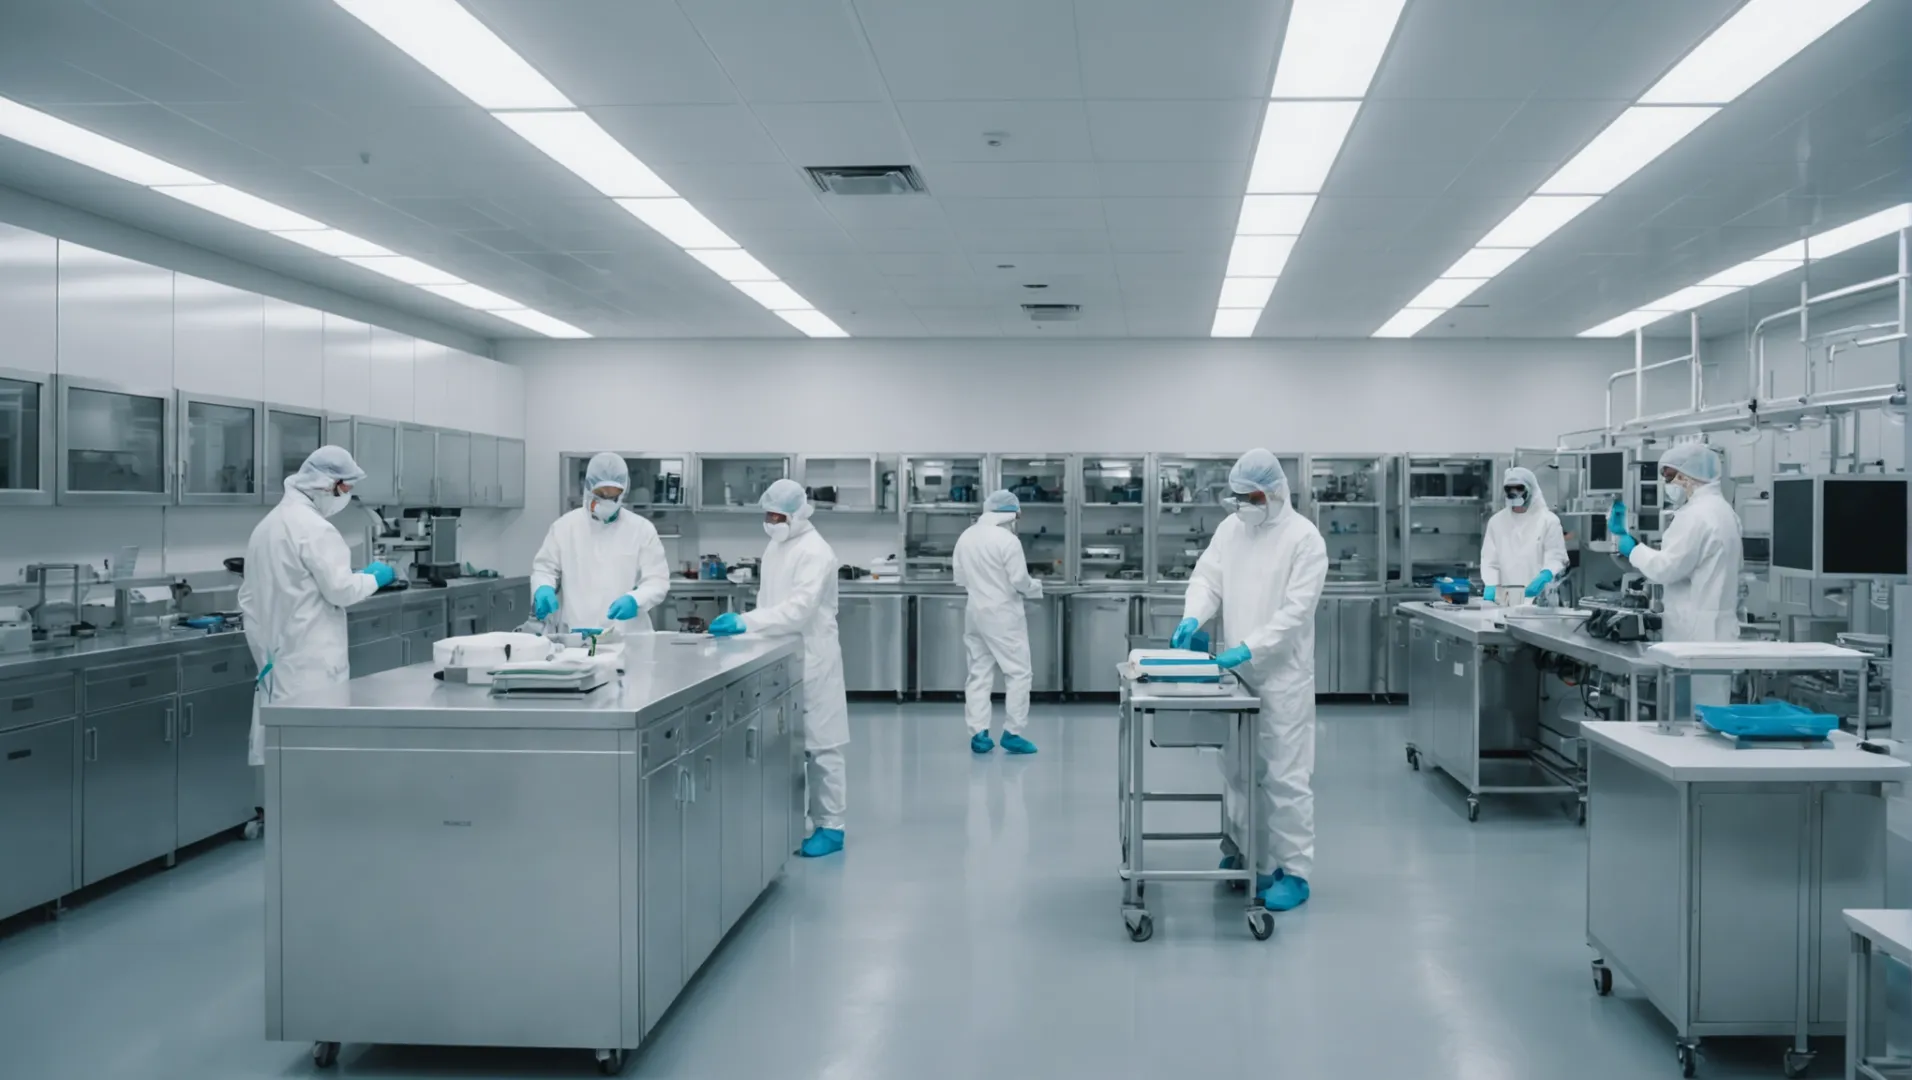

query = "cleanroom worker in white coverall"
[952, 489, 1044, 755]
[1480, 466, 1568, 605]
[530, 451, 670, 632]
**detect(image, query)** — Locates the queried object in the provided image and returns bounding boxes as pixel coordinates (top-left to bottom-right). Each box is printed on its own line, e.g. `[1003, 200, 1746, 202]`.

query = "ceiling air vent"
[1021, 303, 1081, 322]
[805, 165, 926, 196]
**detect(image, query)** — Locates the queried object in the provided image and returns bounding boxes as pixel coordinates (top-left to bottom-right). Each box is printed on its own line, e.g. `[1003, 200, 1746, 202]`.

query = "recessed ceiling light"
[332, 0, 570, 110]
[1405, 278, 1489, 309]
[151, 184, 328, 231]
[1268, 0, 1408, 99]
[1535, 106, 1717, 196]
[1807, 203, 1912, 258]
[732, 279, 814, 311]
[1236, 194, 1317, 235]
[1245, 101, 1362, 194]
[1640, 284, 1739, 312]
[1211, 309, 1260, 337]
[1023, 283, 1048, 290]
[1442, 248, 1528, 278]
[616, 198, 738, 250]
[1639, 0, 1874, 106]
[1476, 196, 1599, 248]
[1579, 310, 1667, 338]
[775, 309, 848, 338]
[1697, 257, 1802, 288]
[1225, 234, 1297, 278]
[273, 228, 395, 258]
[0, 96, 209, 186]
[343, 255, 466, 286]
[1218, 277, 1278, 309]
[420, 282, 524, 310]
[491, 308, 590, 338]
[1372, 308, 1444, 338]
[687, 249, 777, 282]
[493, 110, 676, 198]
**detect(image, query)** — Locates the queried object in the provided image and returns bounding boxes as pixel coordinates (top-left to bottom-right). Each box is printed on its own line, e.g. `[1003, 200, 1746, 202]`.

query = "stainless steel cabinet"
[639, 722, 685, 1036]
[400, 626, 445, 667]
[450, 590, 488, 637]
[347, 636, 406, 678]
[838, 594, 905, 694]
[0, 717, 76, 918]
[58, 376, 173, 505]
[489, 581, 529, 632]
[914, 595, 968, 693]
[1387, 609, 1410, 694]
[1067, 594, 1133, 693]
[470, 434, 499, 507]
[264, 404, 324, 496]
[0, 366, 55, 507]
[1026, 595, 1063, 692]
[761, 695, 795, 884]
[398, 424, 435, 506]
[499, 438, 525, 508]
[82, 697, 178, 885]
[176, 682, 255, 846]
[1138, 596, 1186, 643]
[683, 735, 723, 974]
[349, 418, 397, 507]
[436, 429, 471, 507]
[1335, 597, 1379, 694]
[1313, 602, 1334, 691]
[720, 712, 762, 930]
[177, 391, 263, 506]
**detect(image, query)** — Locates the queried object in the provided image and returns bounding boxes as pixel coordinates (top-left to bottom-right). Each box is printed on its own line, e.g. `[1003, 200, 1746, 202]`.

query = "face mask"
[1235, 502, 1269, 528]
[1504, 488, 1528, 510]
[587, 494, 620, 523]
[764, 522, 791, 542]
[1663, 482, 1688, 506]
[311, 489, 350, 518]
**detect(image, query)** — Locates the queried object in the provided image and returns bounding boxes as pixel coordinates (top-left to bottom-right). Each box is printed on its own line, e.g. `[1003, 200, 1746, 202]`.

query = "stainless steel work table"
[1398, 602, 1577, 821]
[1842, 909, 1912, 1080]
[1581, 721, 1909, 1078]
[259, 633, 806, 1073]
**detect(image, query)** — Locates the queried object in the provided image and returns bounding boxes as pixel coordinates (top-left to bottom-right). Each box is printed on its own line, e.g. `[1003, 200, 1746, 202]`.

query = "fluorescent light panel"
[774, 309, 847, 338]
[1535, 106, 1717, 196]
[1579, 310, 1666, 338]
[421, 283, 525, 311]
[343, 256, 466, 285]
[1443, 247, 1528, 278]
[1640, 0, 1874, 106]
[332, 0, 570, 109]
[1373, 308, 1443, 338]
[1808, 203, 1912, 258]
[0, 96, 208, 186]
[272, 229, 394, 258]
[1245, 101, 1361, 194]
[1218, 277, 1278, 309]
[151, 184, 328, 231]
[1478, 196, 1600, 248]
[1237, 194, 1316, 235]
[491, 309, 590, 338]
[687, 248, 777, 282]
[1225, 234, 1297, 278]
[1268, 0, 1408, 99]
[731, 280, 814, 311]
[1211, 309, 1260, 337]
[493, 111, 676, 198]
[1405, 278, 1488, 310]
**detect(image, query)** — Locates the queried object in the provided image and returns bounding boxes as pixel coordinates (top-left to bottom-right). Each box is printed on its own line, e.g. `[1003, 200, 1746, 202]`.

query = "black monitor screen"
[1587, 452, 1625, 493]
[1639, 511, 1660, 531]
[1772, 478, 1814, 570]
[1823, 479, 1907, 575]
[1742, 536, 1771, 563]
[1589, 516, 1608, 542]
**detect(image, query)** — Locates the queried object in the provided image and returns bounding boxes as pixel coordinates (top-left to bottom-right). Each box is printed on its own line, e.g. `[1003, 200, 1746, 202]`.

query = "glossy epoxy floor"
[0, 703, 1824, 1079]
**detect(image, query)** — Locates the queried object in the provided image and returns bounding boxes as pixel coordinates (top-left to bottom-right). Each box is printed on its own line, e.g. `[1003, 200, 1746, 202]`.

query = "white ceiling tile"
[831, 306, 929, 336]
[955, 229, 1110, 255]
[460, 0, 739, 105]
[651, 161, 817, 200]
[722, 228, 859, 255]
[1084, 101, 1263, 163]
[1096, 162, 1247, 198]
[1114, 253, 1229, 280]
[840, 227, 959, 254]
[922, 162, 1100, 199]
[1074, 0, 1288, 100]
[898, 101, 1095, 163]
[751, 102, 913, 164]
[886, 275, 985, 306]
[823, 197, 947, 231]
[1099, 198, 1238, 234]
[590, 105, 787, 165]
[939, 198, 1105, 232]
[1106, 227, 1232, 254]
[910, 307, 1002, 336]
[679, 0, 886, 104]
[964, 253, 1116, 279]
[695, 198, 840, 233]
[854, 0, 1080, 101]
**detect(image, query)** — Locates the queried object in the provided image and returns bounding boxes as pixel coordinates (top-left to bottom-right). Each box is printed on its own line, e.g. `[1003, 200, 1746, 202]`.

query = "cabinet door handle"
[746, 726, 758, 761]
[163, 707, 176, 743]
[703, 754, 715, 787]
[676, 764, 689, 803]
[184, 702, 195, 738]
[85, 728, 98, 762]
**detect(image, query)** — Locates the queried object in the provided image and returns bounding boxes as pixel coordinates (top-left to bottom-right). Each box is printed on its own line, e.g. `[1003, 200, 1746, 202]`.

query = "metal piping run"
[1606, 351, 1696, 430]
[1750, 267, 1910, 398]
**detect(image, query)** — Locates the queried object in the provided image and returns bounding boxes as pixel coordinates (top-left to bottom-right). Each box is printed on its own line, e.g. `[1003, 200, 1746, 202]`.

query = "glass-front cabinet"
[1153, 453, 1234, 583]
[697, 454, 789, 512]
[1404, 455, 1496, 588]
[177, 391, 262, 505]
[901, 454, 985, 583]
[1309, 455, 1388, 586]
[264, 404, 324, 497]
[397, 424, 436, 506]
[799, 455, 880, 513]
[0, 367, 55, 506]
[57, 376, 172, 505]
[347, 418, 397, 507]
[1077, 454, 1147, 583]
[560, 452, 692, 515]
[993, 453, 1070, 582]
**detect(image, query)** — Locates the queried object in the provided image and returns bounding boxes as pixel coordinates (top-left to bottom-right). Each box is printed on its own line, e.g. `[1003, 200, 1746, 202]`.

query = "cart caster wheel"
[1247, 910, 1274, 941]
[1406, 747, 1420, 771]
[1466, 800, 1480, 823]
[595, 1048, 626, 1075]
[1592, 962, 1613, 996]
[1124, 911, 1153, 942]
[242, 819, 263, 841]
[312, 1041, 340, 1068]
[1781, 1049, 1813, 1078]
[1676, 1042, 1697, 1078]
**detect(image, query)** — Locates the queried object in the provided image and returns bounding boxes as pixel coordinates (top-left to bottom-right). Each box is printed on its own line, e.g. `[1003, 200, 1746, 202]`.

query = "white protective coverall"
[1480, 466, 1569, 605]
[743, 514, 850, 831]
[952, 510, 1043, 736]
[239, 479, 381, 765]
[1181, 495, 1329, 878]
[1629, 467, 1742, 709]
[529, 508, 671, 632]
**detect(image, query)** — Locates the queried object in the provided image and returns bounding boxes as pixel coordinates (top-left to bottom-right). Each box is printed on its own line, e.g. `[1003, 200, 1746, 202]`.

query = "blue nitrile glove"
[1484, 585, 1497, 603]
[606, 595, 639, 621]
[1617, 534, 1637, 558]
[1608, 500, 1627, 537]
[533, 585, 559, 620]
[1215, 644, 1252, 670]
[1190, 630, 1211, 653]
[1171, 617, 1200, 649]
[1524, 569, 1554, 598]
[361, 562, 396, 588]
[709, 612, 746, 636]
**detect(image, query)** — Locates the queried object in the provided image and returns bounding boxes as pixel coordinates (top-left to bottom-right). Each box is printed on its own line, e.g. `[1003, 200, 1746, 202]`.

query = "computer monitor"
[1771, 476, 1908, 579]
[1742, 536, 1771, 565]
[1586, 451, 1626, 495]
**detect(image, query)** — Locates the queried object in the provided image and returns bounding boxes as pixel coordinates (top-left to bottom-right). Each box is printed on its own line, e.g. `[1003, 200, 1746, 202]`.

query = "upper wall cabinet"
[177, 391, 263, 506]
[366, 326, 415, 425]
[264, 403, 325, 496]
[413, 341, 449, 428]
[0, 224, 57, 376]
[262, 298, 325, 411]
[321, 314, 372, 418]
[57, 243, 172, 391]
[173, 275, 263, 399]
[0, 366, 55, 506]
[57, 375, 173, 505]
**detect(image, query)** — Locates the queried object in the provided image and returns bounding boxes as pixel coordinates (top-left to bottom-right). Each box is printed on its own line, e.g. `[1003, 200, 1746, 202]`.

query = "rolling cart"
[1117, 663, 1272, 942]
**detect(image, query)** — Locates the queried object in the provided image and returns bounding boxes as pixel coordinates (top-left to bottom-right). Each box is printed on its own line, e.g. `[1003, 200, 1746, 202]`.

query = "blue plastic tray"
[1695, 700, 1838, 741]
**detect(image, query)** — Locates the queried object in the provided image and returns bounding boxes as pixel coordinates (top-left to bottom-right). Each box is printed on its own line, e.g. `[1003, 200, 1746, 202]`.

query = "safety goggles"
[1502, 486, 1527, 500]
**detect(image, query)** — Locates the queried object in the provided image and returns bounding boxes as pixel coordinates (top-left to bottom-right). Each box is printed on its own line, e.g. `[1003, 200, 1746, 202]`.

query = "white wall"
[495, 336, 1628, 570]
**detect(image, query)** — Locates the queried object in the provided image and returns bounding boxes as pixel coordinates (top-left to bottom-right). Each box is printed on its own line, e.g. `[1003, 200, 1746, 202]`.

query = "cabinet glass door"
[697, 455, 789, 511]
[1078, 455, 1146, 583]
[799, 455, 879, 512]
[499, 439, 525, 508]
[559, 453, 688, 514]
[265, 406, 323, 496]
[1154, 454, 1233, 583]
[0, 369, 53, 506]
[179, 392, 262, 505]
[470, 434, 499, 507]
[1405, 456, 1495, 588]
[58, 379, 172, 505]
[1310, 456, 1387, 585]
[398, 425, 435, 505]
[350, 419, 397, 507]
[995, 454, 1070, 582]
[901, 455, 985, 582]
[435, 430, 471, 507]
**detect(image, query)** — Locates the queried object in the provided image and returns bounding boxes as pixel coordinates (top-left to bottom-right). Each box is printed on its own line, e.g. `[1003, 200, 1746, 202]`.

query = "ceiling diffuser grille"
[805, 165, 926, 195]
[1021, 303, 1081, 322]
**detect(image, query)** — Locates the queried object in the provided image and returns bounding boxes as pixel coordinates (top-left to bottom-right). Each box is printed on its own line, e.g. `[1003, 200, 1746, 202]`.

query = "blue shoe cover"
[1000, 732, 1037, 755]
[799, 828, 844, 858]
[970, 731, 994, 754]
[1259, 870, 1310, 911]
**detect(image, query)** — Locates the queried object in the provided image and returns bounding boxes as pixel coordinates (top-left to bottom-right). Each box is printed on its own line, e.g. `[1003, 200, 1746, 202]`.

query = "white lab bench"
[1582, 721, 1909, 1077]
[1843, 909, 1912, 1080]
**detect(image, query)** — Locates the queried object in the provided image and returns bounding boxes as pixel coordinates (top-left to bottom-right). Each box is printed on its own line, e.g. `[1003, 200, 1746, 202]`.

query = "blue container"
[1695, 699, 1839, 741]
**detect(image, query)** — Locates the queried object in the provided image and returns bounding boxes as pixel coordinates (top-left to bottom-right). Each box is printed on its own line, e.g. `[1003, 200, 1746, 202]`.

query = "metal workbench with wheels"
[1116, 666, 1272, 942]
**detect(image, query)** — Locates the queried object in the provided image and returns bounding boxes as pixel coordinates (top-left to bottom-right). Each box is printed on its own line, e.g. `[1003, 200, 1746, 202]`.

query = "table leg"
[1847, 929, 1868, 1080]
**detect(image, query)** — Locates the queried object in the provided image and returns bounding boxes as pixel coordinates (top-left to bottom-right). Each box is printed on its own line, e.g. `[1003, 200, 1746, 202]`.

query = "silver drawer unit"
[347, 611, 398, 646]
[0, 717, 78, 918]
[179, 646, 254, 692]
[84, 658, 179, 712]
[1, 671, 80, 732]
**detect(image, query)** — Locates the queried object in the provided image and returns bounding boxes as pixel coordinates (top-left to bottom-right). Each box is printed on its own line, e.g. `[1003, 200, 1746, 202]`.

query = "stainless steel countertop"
[1395, 600, 1518, 646]
[350, 575, 528, 617]
[261, 632, 801, 730]
[1501, 615, 1659, 675]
